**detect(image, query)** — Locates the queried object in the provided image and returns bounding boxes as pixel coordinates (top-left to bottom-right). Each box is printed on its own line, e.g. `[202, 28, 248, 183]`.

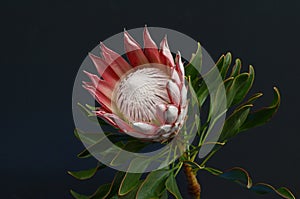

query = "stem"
[183, 162, 201, 199]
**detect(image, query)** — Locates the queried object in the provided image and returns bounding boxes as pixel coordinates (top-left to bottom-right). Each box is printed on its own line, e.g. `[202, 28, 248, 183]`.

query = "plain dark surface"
[0, 0, 299, 198]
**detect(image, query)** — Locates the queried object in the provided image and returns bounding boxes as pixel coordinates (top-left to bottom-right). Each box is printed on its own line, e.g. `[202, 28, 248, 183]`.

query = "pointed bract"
[100, 42, 132, 73]
[160, 35, 175, 67]
[88, 53, 119, 85]
[143, 27, 161, 63]
[124, 30, 149, 66]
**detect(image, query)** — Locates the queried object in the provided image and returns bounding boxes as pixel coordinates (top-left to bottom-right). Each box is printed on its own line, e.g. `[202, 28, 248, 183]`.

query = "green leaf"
[110, 140, 149, 166]
[203, 167, 222, 175]
[119, 173, 142, 196]
[165, 173, 183, 199]
[219, 104, 252, 141]
[185, 42, 202, 81]
[74, 128, 104, 145]
[70, 190, 89, 199]
[231, 65, 255, 106]
[238, 92, 263, 108]
[203, 167, 295, 199]
[251, 183, 295, 199]
[219, 167, 253, 188]
[77, 103, 107, 125]
[91, 172, 125, 199]
[240, 87, 281, 132]
[76, 132, 130, 159]
[90, 183, 112, 199]
[136, 168, 171, 199]
[230, 58, 242, 77]
[68, 162, 105, 180]
[208, 77, 233, 120]
[196, 82, 209, 106]
[118, 158, 150, 196]
[160, 189, 169, 199]
[196, 53, 231, 107]
[226, 73, 249, 107]
[119, 181, 143, 199]
[218, 52, 232, 79]
[185, 43, 202, 98]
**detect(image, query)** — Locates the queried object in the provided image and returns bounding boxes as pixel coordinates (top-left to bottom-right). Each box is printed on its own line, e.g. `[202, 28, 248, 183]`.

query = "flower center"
[113, 66, 170, 122]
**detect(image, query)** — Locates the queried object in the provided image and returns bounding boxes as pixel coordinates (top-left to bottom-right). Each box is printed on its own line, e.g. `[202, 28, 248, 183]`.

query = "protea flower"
[82, 27, 188, 142]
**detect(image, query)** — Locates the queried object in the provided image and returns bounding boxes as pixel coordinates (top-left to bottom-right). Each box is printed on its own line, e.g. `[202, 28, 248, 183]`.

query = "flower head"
[83, 27, 188, 142]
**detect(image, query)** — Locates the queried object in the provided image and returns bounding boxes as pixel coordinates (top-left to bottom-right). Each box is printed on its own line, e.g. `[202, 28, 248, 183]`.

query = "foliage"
[69, 43, 295, 199]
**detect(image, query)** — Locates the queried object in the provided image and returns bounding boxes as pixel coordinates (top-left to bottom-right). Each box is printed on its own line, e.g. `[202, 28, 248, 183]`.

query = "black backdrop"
[0, 0, 299, 198]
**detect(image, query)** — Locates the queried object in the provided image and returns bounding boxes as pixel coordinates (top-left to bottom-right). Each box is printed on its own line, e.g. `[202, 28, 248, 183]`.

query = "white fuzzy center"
[114, 67, 170, 122]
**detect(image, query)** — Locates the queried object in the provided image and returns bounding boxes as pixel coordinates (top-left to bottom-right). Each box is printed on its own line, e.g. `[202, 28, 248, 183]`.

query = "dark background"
[0, 0, 299, 198]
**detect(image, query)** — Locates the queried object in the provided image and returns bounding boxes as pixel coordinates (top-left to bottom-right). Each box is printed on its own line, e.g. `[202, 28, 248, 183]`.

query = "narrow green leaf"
[196, 82, 209, 106]
[203, 167, 295, 199]
[77, 132, 129, 159]
[110, 140, 149, 166]
[77, 103, 107, 125]
[219, 104, 252, 141]
[238, 92, 263, 108]
[219, 52, 232, 79]
[209, 77, 233, 120]
[226, 73, 249, 107]
[230, 58, 242, 77]
[160, 189, 169, 199]
[165, 173, 183, 199]
[136, 168, 171, 199]
[185, 42, 202, 81]
[231, 65, 255, 106]
[119, 181, 143, 199]
[68, 162, 105, 180]
[90, 172, 125, 199]
[252, 183, 295, 199]
[195, 54, 225, 106]
[68, 167, 98, 181]
[90, 183, 112, 199]
[74, 128, 104, 146]
[240, 87, 281, 132]
[203, 167, 223, 175]
[70, 190, 89, 199]
[219, 167, 252, 188]
[119, 173, 142, 196]
[118, 158, 150, 196]
[215, 54, 225, 73]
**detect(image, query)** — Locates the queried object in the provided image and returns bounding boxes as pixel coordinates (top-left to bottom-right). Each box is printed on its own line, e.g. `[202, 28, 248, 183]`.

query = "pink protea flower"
[82, 27, 188, 142]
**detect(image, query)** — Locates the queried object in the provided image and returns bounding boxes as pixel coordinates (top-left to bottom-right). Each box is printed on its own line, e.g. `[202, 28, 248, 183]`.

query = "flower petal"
[95, 109, 118, 127]
[89, 53, 119, 85]
[156, 124, 172, 136]
[100, 42, 132, 74]
[175, 51, 185, 80]
[83, 71, 114, 100]
[83, 71, 114, 99]
[156, 104, 167, 124]
[83, 70, 101, 87]
[181, 85, 188, 108]
[132, 122, 157, 135]
[124, 30, 149, 67]
[82, 83, 112, 112]
[164, 105, 179, 124]
[143, 26, 160, 63]
[159, 35, 175, 67]
[166, 80, 180, 106]
[103, 113, 135, 133]
[171, 68, 181, 86]
[177, 106, 188, 125]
